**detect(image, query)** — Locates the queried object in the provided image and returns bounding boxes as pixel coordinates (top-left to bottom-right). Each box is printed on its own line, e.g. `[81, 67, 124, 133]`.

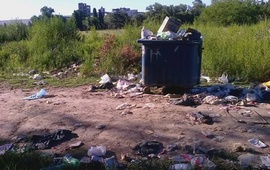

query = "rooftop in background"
[0, 19, 31, 26]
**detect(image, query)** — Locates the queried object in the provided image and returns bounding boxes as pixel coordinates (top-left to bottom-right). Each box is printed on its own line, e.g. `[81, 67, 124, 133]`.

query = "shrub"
[28, 17, 83, 71]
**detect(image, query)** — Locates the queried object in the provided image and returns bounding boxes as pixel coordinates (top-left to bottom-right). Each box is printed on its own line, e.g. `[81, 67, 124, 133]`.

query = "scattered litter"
[214, 135, 225, 142]
[246, 92, 258, 102]
[99, 74, 111, 84]
[116, 79, 132, 90]
[74, 122, 83, 127]
[80, 156, 91, 163]
[87, 145, 106, 157]
[169, 163, 193, 170]
[23, 89, 47, 100]
[141, 26, 154, 39]
[31, 129, 75, 149]
[201, 75, 211, 83]
[225, 95, 239, 104]
[33, 74, 43, 80]
[87, 85, 96, 92]
[0, 143, 13, 155]
[121, 111, 133, 115]
[186, 112, 213, 125]
[260, 155, 270, 167]
[132, 140, 164, 157]
[201, 131, 214, 138]
[170, 154, 216, 170]
[91, 155, 104, 163]
[248, 138, 268, 148]
[238, 153, 259, 168]
[116, 103, 132, 110]
[95, 124, 106, 130]
[69, 141, 83, 149]
[202, 95, 222, 105]
[104, 156, 119, 170]
[166, 144, 179, 152]
[169, 94, 197, 106]
[218, 73, 228, 84]
[144, 103, 155, 108]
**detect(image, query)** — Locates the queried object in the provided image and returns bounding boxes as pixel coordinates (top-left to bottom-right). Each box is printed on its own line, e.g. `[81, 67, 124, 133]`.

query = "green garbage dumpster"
[137, 39, 203, 88]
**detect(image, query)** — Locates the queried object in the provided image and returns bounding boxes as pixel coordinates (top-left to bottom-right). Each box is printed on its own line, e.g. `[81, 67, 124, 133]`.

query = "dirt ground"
[0, 84, 270, 164]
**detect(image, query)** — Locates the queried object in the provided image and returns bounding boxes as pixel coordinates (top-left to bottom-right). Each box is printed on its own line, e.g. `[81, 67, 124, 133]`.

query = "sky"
[0, 0, 211, 20]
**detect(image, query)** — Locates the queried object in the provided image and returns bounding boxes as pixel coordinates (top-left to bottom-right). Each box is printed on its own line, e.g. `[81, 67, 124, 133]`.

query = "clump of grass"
[194, 20, 270, 82]
[0, 151, 52, 170]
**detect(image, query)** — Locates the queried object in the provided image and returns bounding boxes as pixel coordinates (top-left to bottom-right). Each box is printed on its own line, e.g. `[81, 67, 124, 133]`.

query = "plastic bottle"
[169, 163, 193, 170]
[62, 155, 80, 167]
[40, 156, 80, 170]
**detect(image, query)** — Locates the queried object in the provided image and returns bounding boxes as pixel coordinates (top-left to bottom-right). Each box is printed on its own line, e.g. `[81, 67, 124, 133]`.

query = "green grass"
[0, 72, 99, 89]
[193, 21, 270, 82]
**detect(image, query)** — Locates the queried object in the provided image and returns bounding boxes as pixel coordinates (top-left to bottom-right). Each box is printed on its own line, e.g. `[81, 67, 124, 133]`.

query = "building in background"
[112, 8, 138, 17]
[78, 3, 91, 16]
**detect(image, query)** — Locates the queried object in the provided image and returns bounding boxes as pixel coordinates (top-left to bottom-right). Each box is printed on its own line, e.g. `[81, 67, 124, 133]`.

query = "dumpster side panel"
[141, 40, 202, 88]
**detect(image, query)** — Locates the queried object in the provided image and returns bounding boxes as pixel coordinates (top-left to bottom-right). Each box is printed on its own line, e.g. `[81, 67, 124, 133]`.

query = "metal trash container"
[137, 39, 203, 88]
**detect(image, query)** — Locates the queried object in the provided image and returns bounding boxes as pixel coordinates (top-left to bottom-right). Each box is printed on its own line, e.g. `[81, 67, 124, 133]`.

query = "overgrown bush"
[0, 41, 29, 72]
[28, 17, 83, 71]
[195, 20, 270, 81]
[0, 22, 29, 44]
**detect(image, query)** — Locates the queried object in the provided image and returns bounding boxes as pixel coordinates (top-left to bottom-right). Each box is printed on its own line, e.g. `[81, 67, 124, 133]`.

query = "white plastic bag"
[87, 145, 107, 157]
[218, 73, 228, 84]
[99, 74, 111, 84]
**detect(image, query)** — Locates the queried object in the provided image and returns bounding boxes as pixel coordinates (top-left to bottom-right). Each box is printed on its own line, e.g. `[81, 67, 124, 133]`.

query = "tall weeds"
[1, 19, 270, 82]
[194, 20, 270, 81]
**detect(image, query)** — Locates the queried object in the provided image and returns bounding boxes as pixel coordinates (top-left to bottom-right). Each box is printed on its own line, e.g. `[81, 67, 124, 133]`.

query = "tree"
[145, 3, 167, 22]
[93, 8, 98, 18]
[131, 13, 147, 26]
[98, 9, 104, 26]
[104, 12, 130, 29]
[72, 10, 86, 30]
[191, 0, 206, 16]
[197, 0, 262, 26]
[40, 6, 55, 18]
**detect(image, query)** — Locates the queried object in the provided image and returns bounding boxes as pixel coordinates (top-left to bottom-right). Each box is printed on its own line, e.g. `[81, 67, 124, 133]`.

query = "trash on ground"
[31, 129, 75, 149]
[95, 124, 106, 130]
[186, 112, 213, 125]
[23, 88, 47, 100]
[132, 140, 164, 157]
[218, 73, 228, 84]
[104, 156, 119, 170]
[260, 154, 270, 167]
[169, 163, 193, 170]
[248, 138, 268, 148]
[91, 155, 104, 163]
[170, 154, 216, 170]
[116, 103, 133, 110]
[169, 94, 197, 106]
[238, 153, 259, 168]
[201, 75, 211, 83]
[0, 143, 13, 155]
[87, 145, 106, 157]
[69, 141, 83, 149]
[99, 74, 111, 85]
[202, 95, 222, 105]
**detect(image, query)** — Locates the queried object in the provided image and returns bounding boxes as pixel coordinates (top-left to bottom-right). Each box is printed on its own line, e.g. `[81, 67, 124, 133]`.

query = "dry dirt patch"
[0, 85, 270, 162]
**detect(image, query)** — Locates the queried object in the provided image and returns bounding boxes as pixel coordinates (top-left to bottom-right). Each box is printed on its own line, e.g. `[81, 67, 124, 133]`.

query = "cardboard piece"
[157, 16, 181, 33]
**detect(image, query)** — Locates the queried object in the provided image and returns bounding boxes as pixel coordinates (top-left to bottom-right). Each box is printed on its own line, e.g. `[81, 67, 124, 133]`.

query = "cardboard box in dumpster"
[157, 16, 181, 33]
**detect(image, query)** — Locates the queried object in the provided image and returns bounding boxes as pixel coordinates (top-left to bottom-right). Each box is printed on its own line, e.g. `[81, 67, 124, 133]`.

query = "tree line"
[27, 0, 270, 31]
